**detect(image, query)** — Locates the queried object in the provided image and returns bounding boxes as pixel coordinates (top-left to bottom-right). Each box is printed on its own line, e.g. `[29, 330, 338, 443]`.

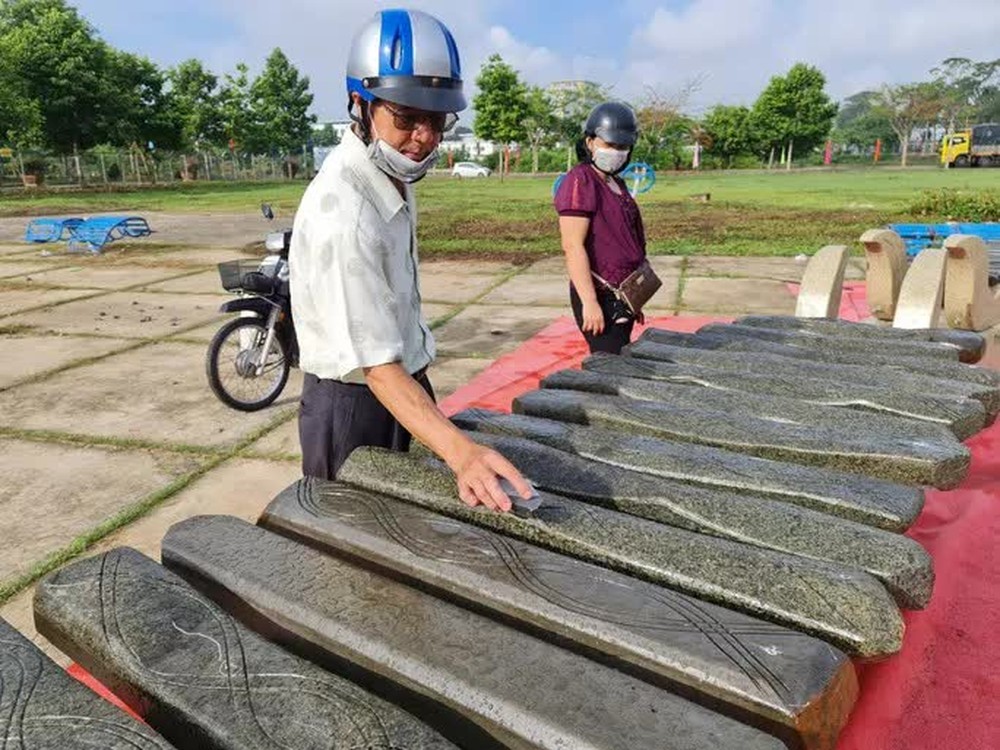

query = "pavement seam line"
[427, 262, 532, 330]
[673, 255, 689, 314]
[0, 407, 297, 606]
[0, 317, 225, 393]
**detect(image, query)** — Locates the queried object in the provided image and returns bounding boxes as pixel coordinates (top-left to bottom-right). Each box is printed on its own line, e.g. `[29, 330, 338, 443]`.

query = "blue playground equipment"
[551, 161, 657, 198]
[888, 223, 1000, 256]
[24, 215, 152, 254]
[621, 162, 656, 196]
[24, 217, 85, 243]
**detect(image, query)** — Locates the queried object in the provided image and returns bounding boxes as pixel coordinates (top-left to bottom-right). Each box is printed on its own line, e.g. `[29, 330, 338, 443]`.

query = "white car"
[451, 161, 491, 178]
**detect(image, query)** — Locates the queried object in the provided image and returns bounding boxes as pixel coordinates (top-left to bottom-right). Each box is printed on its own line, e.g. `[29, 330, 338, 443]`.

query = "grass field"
[2, 167, 997, 257]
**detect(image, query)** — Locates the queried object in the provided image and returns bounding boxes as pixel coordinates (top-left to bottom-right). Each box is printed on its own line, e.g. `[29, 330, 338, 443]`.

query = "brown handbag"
[593, 259, 662, 316]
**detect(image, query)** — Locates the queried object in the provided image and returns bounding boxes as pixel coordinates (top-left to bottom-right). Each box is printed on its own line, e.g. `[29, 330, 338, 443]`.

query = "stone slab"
[339, 447, 905, 658]
[0, 260, 66, 280]
[548, 366, 959, 443]
[736, 315, 986, 362]
[462, 430, 933, 608]
[0, 617, 172, 749]
[420, 259, 523, 276]
[695, 322, 961, 362]
[649, 327, 1000, 391]
[419, 268, 505, 304]
[681, 277, 797, 315]
[11, 264, 185, 290]
[0, 333, 132, 389]
[686, 256, 811, 282]
[262, 478, 859, 750]
[0, 342, 300, 448]
[428, 356, 492, 399]
[432, 304, 558, 358]
[244, 418, 301, 459]
[34, 548, 457, 750]
[0, 286, 97, 317]
[120, 247, 262, 269]
[162, 516, 788, 750]
[0, 439, 204, 586]
[452, 409, 924, 531]
[478, 273, 575, 307]
[512, 389, 970, 489]
[629, 335, 1000, 421]
[582, 352, 985, 440]
[138, 269, 221, 294]
[3, 291, 226, 338]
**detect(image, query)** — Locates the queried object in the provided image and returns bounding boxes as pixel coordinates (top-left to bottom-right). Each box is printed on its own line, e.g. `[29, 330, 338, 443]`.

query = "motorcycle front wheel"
[206, 317, 290, 411]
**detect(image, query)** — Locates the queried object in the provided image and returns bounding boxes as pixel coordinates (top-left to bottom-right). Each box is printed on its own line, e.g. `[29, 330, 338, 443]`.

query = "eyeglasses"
[381, 102, 458, 134]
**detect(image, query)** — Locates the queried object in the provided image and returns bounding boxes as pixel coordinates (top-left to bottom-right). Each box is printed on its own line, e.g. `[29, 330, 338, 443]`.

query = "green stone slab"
[641, 328, 1000, 391]
[33, 548, 458, 750]
[338, 447, 905, 658]
[547, 367, 964, 442]
[627, 337, 1000, 420]
[0, 616, 172, 749]
[695, 323, 961, 361]
[736, 315, 985, 363]
[261, 478, 859, 750]
[463, 429, 934, 609]
[580, 354, 985, 440]
[512, 389, 970, 489]
[451, 409, 924, 531]
[162, 515, 788, 750]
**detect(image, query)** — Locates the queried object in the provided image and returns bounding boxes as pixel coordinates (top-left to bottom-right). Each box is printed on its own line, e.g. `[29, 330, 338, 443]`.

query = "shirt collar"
[341, 127, 410, 222]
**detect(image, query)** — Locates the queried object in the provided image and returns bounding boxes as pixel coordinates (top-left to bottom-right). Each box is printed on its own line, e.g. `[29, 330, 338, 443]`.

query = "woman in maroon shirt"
[554, 102, 648, 354]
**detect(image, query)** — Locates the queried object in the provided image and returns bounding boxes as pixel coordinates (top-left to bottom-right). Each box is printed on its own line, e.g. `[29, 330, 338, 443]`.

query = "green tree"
[0, 36, 41, 147]
[522, 86, 556, 173]
[312, 123, 340, 147]
[874, 83, 944, 166]
[248, 48, 315, 157]
[218, 62, 254, 151]
[101, 50, 183, 152]
[0, 0, 113, 153]
[632, 83, 700, 170]
[168, 58, 224, 150]
[548, 80, 609, 169]
[931, 57, 1000, 125]
[472, 54, 529, 176]
[832, 91, 897, 152]
[752, 63, 838, 168]
[702, 104, 758, 167]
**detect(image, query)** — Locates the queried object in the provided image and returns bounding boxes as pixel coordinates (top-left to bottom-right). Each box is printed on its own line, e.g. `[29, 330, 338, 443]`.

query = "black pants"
[298, 370, 435, 480]
[570, 285, 635, 354]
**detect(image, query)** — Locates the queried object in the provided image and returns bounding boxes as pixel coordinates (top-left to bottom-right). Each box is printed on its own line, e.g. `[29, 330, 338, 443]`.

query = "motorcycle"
[205, 204, 299, 411]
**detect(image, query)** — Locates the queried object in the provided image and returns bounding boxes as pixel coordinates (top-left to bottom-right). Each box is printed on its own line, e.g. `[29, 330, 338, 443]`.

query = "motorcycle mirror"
[261, 203, 274, 221]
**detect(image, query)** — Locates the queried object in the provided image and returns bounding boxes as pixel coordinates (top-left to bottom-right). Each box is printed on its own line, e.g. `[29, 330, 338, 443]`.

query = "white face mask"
[592, 146, 630, 175]
[367, 120, 438, 183]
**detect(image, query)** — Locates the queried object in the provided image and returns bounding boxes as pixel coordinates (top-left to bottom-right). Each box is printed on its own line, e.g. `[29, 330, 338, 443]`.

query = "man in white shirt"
[290, 8, 531, 512]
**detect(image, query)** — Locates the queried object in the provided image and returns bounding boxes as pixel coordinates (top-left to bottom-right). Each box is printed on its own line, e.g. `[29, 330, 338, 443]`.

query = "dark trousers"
[570, 285, 635, 354]
[298, 370, 435, 480]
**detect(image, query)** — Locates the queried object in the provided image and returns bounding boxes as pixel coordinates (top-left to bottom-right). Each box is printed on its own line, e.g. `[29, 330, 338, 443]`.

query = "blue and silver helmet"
[346, 8, 466, 113]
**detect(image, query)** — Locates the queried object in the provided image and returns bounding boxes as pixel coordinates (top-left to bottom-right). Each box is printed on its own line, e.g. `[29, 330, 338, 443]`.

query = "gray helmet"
[584, 102, 639, 146]
[346, 9, 466, 113]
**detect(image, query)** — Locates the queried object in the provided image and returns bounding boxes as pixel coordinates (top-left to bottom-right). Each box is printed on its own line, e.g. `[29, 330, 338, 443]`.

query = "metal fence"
[0, 147, 317, 189]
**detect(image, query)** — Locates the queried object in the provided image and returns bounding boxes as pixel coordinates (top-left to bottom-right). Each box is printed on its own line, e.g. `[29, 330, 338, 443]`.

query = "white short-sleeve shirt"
[290, 128, 434, 384]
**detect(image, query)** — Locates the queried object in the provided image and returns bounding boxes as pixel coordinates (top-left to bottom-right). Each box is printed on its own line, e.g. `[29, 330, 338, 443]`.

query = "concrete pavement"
[0, 211, 862, 661]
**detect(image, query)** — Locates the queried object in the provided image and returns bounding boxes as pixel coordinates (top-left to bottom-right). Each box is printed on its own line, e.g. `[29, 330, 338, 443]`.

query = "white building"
[439, 127, 496, 160]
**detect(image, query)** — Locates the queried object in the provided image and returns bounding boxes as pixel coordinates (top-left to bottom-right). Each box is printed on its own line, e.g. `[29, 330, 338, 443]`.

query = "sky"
[74, 0, 1000, 122]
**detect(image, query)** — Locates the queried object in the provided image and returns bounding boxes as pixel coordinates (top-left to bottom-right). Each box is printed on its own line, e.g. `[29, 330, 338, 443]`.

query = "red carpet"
[442, 293, 1000, 749]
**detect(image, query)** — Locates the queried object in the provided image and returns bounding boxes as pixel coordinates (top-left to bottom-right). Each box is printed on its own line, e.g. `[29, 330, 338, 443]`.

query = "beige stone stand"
[893, 247, 946, 329]
[943, 234, 1000, 331]
[795, 245, 848, 319]
[860, 229, 908, 321]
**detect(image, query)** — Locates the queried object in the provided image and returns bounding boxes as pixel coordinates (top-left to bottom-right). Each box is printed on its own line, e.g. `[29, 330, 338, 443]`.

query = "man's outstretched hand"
[450, 440, 534, 512]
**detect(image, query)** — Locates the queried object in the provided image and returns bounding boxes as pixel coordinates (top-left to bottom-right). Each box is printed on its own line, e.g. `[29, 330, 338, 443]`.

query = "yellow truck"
[941, 123, 1000, 167]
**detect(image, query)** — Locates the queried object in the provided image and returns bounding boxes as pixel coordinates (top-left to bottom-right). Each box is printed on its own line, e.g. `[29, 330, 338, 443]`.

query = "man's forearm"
[364, 361, 470, 468]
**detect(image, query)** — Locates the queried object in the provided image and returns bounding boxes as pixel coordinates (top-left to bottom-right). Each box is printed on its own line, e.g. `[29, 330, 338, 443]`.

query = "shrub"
[909, 189, 1000, 222]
